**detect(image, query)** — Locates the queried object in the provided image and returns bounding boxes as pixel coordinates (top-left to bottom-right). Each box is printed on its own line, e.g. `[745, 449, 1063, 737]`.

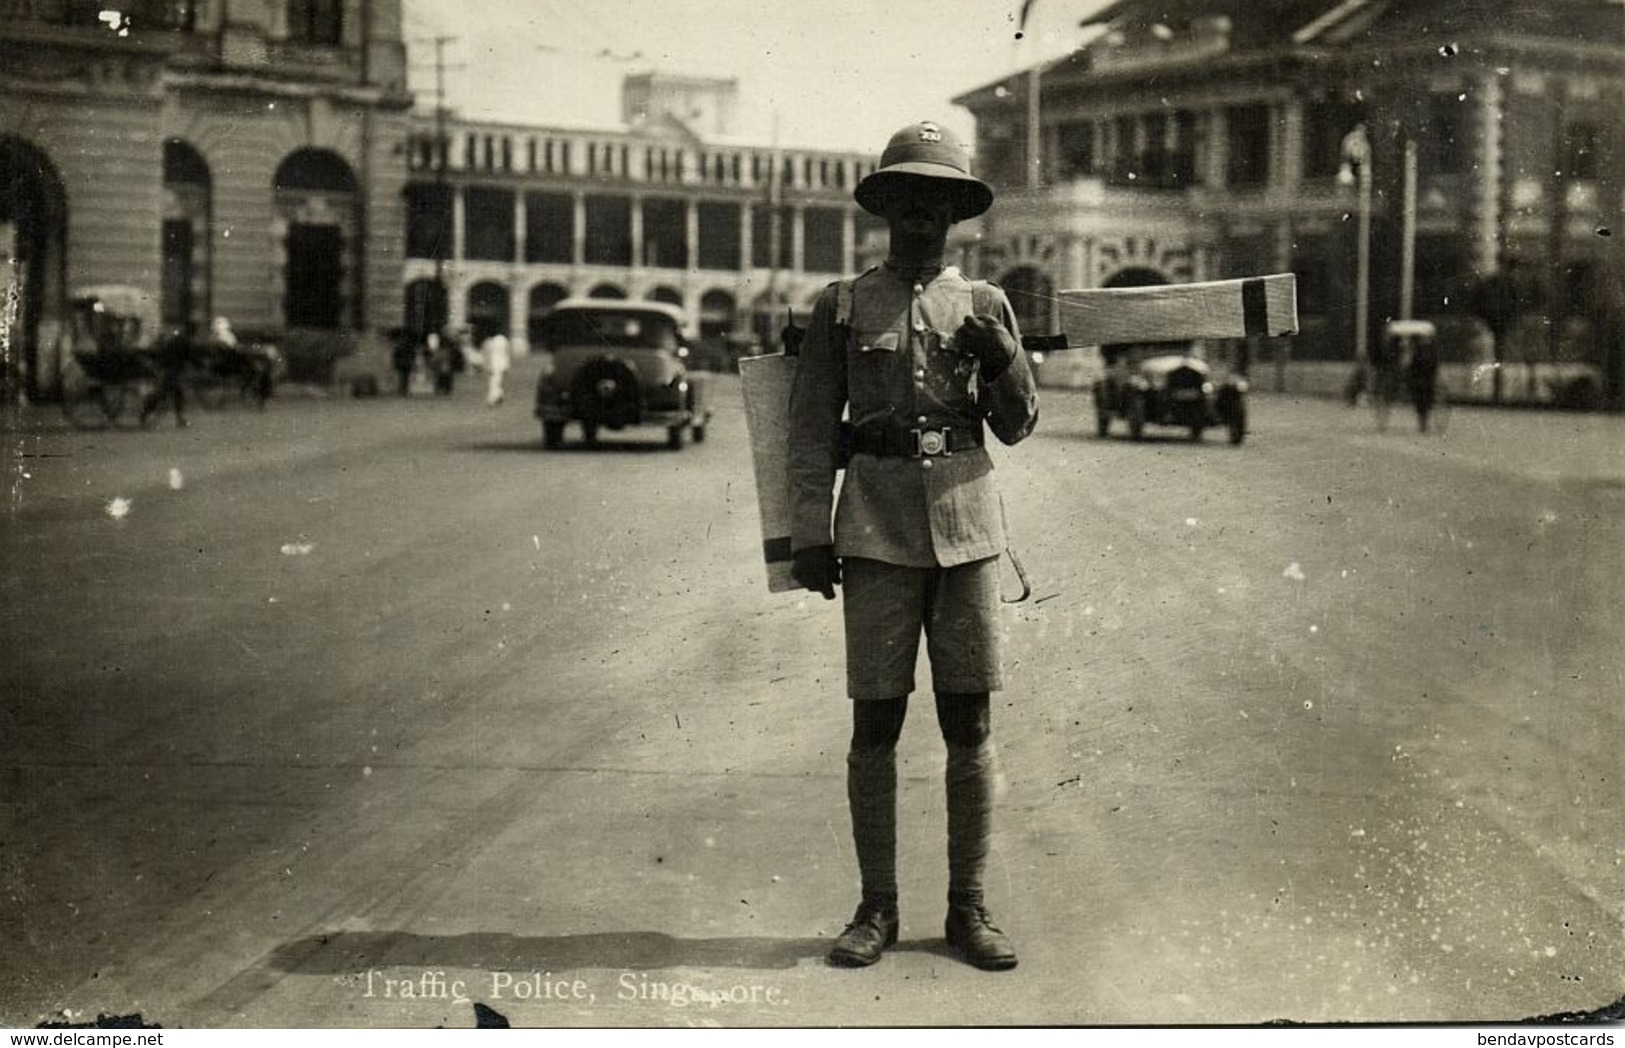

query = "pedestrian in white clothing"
[481, 332, 511, 406]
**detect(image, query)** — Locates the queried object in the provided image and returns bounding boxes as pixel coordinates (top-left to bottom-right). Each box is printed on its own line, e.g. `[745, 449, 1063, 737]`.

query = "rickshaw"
[60, 285, 162, 428]
[187, 318, 281, 409]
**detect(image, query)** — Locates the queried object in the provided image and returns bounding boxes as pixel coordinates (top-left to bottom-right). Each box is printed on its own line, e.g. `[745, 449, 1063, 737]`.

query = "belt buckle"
[913, 427, 951, 457]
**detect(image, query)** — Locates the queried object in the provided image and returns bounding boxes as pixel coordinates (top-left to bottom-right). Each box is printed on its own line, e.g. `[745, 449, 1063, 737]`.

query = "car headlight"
[1232, 378, 1249, 394]
[1202, 382, 1214, 395]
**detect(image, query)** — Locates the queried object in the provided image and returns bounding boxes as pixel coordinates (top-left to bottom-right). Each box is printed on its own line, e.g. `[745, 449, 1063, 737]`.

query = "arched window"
[274, 148, 359, 329]
[1, 135, 69, 400]
[162, 139, 211, 336]
[404, 279, 447, 337]
[646, 286, 683, 308]
[528, 282, 569, 346]
[698, 289, 735, 341]
[588, 284, 627, 300]
[997, 265, 1056, 338]
[288, 0, 343, 45]
[466, 281, 509, 343]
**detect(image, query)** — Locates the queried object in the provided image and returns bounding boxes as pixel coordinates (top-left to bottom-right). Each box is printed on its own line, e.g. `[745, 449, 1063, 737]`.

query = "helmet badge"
[918, 123, 943, 143]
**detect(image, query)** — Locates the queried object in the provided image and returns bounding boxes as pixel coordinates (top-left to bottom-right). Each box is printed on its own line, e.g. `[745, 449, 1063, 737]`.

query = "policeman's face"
[880, 177, 959, 236]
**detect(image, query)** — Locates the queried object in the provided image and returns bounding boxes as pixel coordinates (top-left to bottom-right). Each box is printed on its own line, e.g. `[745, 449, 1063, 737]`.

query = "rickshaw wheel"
[192, 369, 230, 410]
[63, 385, 114, 429]
[100, 384, 136, 426]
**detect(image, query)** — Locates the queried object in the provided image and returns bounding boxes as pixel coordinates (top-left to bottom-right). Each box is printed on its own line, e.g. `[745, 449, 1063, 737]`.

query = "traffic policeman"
[788, 120, 1039, 971]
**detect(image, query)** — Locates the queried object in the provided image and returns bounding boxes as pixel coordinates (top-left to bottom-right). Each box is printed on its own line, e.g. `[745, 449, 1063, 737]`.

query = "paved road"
[2, 366, 1621, 1028]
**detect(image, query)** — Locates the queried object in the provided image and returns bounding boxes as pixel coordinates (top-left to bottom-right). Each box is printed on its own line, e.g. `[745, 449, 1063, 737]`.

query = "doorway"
[285, 223, 343, 328]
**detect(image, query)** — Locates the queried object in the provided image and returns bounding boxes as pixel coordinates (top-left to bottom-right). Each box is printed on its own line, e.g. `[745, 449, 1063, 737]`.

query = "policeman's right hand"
[791, 545, 842, 600]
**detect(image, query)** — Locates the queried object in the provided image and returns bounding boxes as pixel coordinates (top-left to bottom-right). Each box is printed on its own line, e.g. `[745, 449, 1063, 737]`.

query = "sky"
[401, 0, 1114, 153]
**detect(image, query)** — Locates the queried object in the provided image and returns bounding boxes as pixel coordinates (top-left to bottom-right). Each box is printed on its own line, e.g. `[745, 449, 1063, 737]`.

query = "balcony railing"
[1, 0, 198, 31]
[1102, 151, 1198, 190]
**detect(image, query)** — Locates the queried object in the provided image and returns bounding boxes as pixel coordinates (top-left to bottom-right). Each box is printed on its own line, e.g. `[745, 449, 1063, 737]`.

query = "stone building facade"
[399, 74, 885, 357]
[954, 0, 1623, 404]
[1, 0, 411, 400]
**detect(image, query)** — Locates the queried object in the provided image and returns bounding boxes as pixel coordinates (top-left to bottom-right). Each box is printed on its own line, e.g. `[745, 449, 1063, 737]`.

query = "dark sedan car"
[533, 299, 711, 450]
[1093, 345, 1247, 444]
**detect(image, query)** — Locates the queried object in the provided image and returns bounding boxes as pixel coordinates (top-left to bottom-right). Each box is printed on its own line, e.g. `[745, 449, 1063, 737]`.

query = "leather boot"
[945, 889, 1017, 971]
[828, 895, 899, 968]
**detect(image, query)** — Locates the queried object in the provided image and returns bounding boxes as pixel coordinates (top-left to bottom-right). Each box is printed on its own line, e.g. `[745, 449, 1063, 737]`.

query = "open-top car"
[1093, 343, 1247, 444]
[533, 299, 711, 450]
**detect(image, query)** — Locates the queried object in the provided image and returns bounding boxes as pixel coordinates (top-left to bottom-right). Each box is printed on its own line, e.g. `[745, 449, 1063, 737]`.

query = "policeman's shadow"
[267, 929, 831, 975]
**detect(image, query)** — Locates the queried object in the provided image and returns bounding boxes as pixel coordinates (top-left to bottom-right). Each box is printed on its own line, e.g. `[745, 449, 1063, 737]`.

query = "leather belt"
[847, 420, 984, 459]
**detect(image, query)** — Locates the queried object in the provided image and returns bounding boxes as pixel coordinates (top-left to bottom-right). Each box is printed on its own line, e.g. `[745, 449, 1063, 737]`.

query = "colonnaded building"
[397, 72, 885, 356]
[6, 0, 1620, 406]
[954, 0, 1624, 404]
[0, 0, 891, 399]
[1, 0, 412, 401]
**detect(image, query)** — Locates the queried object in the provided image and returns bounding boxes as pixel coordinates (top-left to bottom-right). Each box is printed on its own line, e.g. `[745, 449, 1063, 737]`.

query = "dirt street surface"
[3, 364, 1622, 1028]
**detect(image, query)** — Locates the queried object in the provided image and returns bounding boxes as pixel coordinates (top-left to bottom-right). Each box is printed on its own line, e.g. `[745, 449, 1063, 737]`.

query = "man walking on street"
[481, 330, 511, 407]
[787, 120, 1039, 971]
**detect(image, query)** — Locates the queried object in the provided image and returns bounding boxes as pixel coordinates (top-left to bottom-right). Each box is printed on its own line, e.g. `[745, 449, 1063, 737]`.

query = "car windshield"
[542, 309, 680, 351]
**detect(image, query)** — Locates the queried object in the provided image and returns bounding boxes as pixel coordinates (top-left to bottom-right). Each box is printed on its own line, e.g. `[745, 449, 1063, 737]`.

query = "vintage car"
[533, 299, 711, 449]
[1093, 344, 1248, 444]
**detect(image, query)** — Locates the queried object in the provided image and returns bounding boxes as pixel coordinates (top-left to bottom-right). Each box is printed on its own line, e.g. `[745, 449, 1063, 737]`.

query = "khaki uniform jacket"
[788, 265, 1039, 568]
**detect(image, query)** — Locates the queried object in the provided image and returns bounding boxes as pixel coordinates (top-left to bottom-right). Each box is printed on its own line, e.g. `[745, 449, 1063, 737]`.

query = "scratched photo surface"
[2, 0, 1623, 1031]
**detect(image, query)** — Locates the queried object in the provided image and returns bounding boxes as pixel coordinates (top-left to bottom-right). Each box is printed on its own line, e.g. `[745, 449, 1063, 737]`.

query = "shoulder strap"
[970, 279, 999, 319]
[834, 265, 881, 330]
[835, 279, 855, 329]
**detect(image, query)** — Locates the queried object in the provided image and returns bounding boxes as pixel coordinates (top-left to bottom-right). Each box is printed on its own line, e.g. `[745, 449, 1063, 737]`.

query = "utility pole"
[1020, 0, 1042, 189]
[1340, 124, 1373, 397]
[1399, 136, 1417, 321]
[766, 109, 783, 348]
[413, 34, 459, 334]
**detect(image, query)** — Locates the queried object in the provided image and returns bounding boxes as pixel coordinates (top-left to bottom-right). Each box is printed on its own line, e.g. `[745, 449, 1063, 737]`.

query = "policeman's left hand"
[956, 314, 1018, 379]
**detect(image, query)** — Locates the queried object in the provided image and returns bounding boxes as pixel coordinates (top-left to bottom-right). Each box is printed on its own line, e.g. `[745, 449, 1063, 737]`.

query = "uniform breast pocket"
[855, 330, 902, 357]
[851, 329, 904, 388]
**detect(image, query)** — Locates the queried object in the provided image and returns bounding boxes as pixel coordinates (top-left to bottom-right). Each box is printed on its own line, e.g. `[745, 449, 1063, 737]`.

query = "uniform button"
[921, 458, 934, 470]
[917, 415, 929, 425]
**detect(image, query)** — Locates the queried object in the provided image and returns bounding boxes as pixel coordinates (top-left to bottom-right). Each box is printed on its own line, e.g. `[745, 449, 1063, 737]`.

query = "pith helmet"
[854, 120, 994, 222]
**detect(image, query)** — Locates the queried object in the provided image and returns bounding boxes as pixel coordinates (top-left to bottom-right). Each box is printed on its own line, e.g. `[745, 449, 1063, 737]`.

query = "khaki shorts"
[841, 556, 1004, 700]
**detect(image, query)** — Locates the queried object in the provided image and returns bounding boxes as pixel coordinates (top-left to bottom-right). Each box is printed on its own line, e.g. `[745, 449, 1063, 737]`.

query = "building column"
[841, 209, 856, 275]
[790, 205, 805, 274]
[739, 201, 754, 274]
[630, 194, 645, 274]
[452, 186, 466, 264]
[1065, 234, 1089, 291]
[1278, 99, 1303, 194]
[1473, 72, 1504, 273]
[572, 192, 586, 267]
[514, 190, 527, 265]
[447, 187, 467, 331]
[684, 199, 699, 272]
[1206, 109, 1229, 187]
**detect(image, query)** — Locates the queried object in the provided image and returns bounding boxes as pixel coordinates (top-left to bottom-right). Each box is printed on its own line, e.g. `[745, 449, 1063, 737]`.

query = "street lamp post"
[1339, 124, 1373, 400]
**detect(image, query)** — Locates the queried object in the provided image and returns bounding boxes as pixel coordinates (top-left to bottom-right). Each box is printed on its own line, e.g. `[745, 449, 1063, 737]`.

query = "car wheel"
[667, 425, 685, 450]
[1228, 402, 1247, 445]
[542, 420, 565, 449]
[691, 423, 707, 444]
[1096, 410, 1110, 438]
[581, 422, 599, 447]
[1190, 425, 1205, 442]
[1127, 397, 1146, 441]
